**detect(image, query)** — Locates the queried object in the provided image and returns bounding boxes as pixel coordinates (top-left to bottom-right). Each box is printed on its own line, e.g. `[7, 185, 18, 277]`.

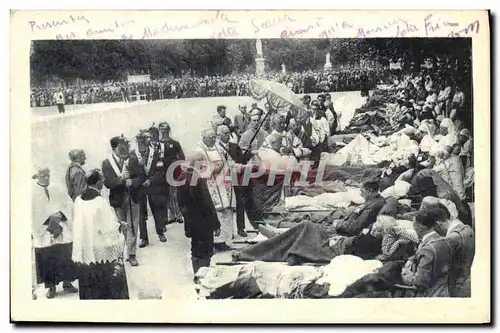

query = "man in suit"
[65, 149, 87, 202]
[233, 105, 250, 139]
[401, 209, 452, 297]
[429, 204, 475, 297]
[134, 130, 168, 248]
[216, 125, 253, 237]
[333, 180, 387, 236]
[102, 136, 146, 267]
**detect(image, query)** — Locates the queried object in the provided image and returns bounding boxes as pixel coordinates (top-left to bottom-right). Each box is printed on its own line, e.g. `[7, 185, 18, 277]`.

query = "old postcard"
[10, 10, 490, 323]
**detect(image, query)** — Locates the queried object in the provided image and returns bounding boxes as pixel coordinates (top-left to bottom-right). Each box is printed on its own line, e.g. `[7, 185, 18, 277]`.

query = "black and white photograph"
[11, 9, 490, 324]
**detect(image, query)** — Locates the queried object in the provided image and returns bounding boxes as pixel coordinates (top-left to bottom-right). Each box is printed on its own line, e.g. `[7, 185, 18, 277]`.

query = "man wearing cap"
[65, 149, 87, 202]
[102, 136, 145, 267]
[134, 130, 168, 248]
[239, 112, 268, 155]
[158, 122, 185, 225]
[32, 167, 78, 299]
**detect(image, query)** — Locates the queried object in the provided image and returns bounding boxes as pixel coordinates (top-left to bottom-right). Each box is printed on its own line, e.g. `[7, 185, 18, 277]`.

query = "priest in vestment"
[32, 168, 78, 299]
[71, 170, 129, 299]
[194, 128, 235, 251]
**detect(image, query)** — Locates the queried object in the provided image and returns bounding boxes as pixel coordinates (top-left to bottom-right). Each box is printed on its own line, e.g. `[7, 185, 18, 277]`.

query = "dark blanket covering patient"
[234, 180, 387, 265]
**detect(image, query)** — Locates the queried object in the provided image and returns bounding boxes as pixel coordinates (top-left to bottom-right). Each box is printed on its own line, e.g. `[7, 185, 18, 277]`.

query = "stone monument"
[324, 52, 333, 72]
[255, 39, 266, 77]
[281, 63, 286, 74]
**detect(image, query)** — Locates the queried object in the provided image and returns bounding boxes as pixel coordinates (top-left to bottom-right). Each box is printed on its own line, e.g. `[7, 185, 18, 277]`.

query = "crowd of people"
[30, 69, 384, 108]
[31, 64, 475, 300]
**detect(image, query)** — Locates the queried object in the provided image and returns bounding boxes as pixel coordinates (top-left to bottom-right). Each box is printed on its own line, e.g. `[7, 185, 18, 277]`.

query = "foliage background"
[30, 38, 472, 85]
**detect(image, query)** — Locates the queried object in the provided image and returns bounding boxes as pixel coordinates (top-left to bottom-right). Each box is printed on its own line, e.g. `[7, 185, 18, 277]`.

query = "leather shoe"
[237, 229, 248, 237]
[63, 282, 78, 293]
[158, 234, 167, 242]
[46, 286, 56, 299]
[139, 240, 149, 248]
[127, 256, 139, 267]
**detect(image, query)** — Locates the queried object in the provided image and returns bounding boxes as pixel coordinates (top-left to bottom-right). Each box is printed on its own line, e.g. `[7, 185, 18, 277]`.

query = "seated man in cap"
[65, 149, 87, 202]
[32, 167, 78, 299]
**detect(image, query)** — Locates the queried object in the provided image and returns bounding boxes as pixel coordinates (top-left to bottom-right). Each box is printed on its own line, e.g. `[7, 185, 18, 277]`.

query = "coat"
[446, 221, 475, 297]
[402, 232, 452, 297]
[176, 167, 221, 239]
[65, 162, 87, 202]
[102, 153, 146, 207]
[234, 113, 250, 136]
[335, 195, 386, 236]
[135, 145, 168, 197]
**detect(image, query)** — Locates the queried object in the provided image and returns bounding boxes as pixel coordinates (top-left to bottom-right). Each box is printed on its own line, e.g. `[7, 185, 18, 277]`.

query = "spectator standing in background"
[54, 89, 66, 114]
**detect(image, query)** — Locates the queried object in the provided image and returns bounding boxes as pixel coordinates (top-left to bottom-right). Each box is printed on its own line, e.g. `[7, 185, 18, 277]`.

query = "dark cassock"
[176, 160, 221, 277]
[71, 173, 129, 300]
[32, 168, 77, 299]
[101, 136, 146, 266]
[159, 122, 186, 224]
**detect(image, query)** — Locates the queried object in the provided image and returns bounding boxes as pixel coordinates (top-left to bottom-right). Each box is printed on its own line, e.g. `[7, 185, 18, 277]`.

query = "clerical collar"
[421, 230, 437, 244]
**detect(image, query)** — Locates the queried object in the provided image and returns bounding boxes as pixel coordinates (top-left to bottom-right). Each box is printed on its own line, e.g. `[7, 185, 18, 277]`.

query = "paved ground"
[30, 92, 366, 301]
[33, 214, 255, 301]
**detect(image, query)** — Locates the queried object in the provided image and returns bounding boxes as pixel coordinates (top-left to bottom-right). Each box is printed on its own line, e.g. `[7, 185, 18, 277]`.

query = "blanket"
[234, 221, 335, 264]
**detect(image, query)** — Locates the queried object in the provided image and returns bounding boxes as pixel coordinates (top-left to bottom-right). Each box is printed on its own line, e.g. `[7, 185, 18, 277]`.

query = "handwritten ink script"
[28, 14, 89, 32]
[356, 18, 418, 38]
[25, 11, 484, 40]
[280, 18, 324, 38]
[318, 21, 355, 38]
[251, 15, 296, 33]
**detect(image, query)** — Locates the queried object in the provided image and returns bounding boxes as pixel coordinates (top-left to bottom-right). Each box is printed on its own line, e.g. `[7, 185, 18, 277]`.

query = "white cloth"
[381, 181, 411, 199]
[256, 141, 300, 173]
[31, 182, 73, 248]
[310, 116, 330, 145]
[438, 118, 459, 150]
[71, 194, 125, 264]
[316, 255, 383, 296]
[237, 261, 322, 298]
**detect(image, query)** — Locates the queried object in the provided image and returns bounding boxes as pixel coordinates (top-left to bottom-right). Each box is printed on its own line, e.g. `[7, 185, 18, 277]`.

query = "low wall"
[31, 91, 367, 198]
